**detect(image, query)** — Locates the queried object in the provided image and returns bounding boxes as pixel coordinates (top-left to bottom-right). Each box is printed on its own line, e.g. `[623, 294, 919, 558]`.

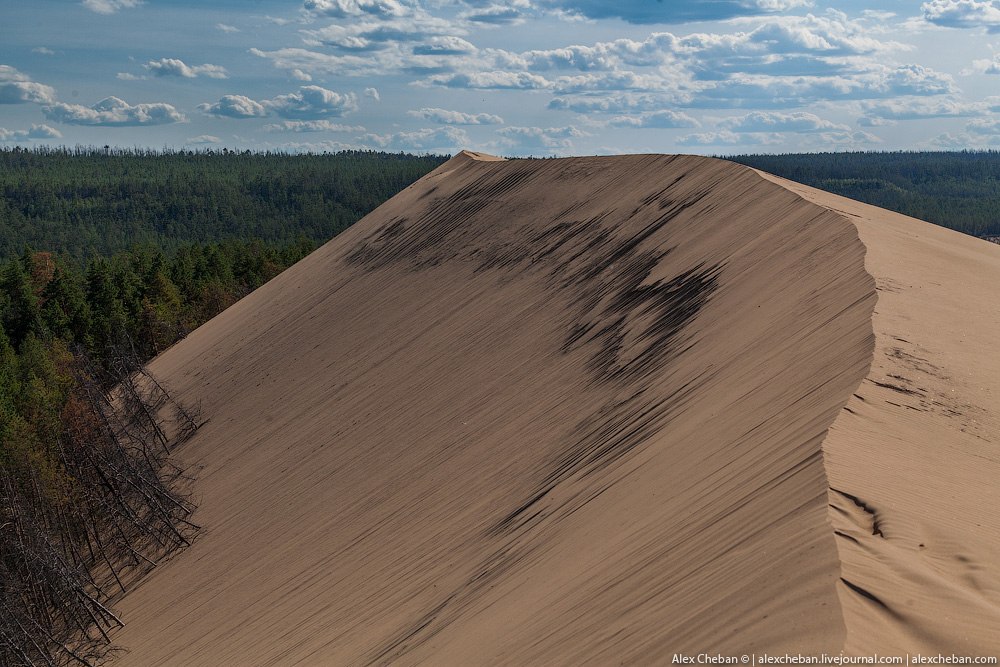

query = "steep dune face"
[760, 173, 1000, 656]
[112, 153, 881, 665]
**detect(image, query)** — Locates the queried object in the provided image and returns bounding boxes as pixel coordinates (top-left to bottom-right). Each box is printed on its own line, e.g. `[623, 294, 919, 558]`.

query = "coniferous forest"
[0, 147, 446, 260]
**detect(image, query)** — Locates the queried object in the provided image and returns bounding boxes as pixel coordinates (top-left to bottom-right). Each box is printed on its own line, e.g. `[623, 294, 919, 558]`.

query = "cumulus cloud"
[495, 125, 587, 153]
[924, 131, 994, 148]
[364, 87, 380, 100]
[32, 47, 55, 56]
[186, 135, 222, 144]
[426, 71, 552, 89]
[44, 97, 185, 126]
[922, 0, 1000, 32]
[199, 95, 268, 118]
[144, 58, 229, 79]
[267, 86, 358, 118]
[302, 15, 457, 52]
[677, 130, 784, 146]
[200, 86, 358, 120]
[216, 23, 240, 33]
[549, 93, 674, 114]
[608, 110, 699, 128]
[361, 126, 469, 151]
[965, 117, 1000, 133]
[81, 0, 141, 14]
[461, 5, 526, 25]
[407, 12, 922, 110]
[251, 47, 401, 79]
[968, 54, 1000, 73]
[408, 107, 503, 124]
[263, 120, 365, 132]
[0, 124, 63, 141]
[303, 0, 410, 19]
[861, 97, 983, 121]
[722, 110, 850, 132]
[0, 66, 57, 105]
[412, 36, 477, 56]
[817, 129, 882, 145]
[689, 64, 956, 109]
[552, 71, 670, 94]
[291, 69, 313, 81]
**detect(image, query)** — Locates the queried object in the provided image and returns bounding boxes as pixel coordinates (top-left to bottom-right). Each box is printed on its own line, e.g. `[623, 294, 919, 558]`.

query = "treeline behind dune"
[0, 147, 447, 261]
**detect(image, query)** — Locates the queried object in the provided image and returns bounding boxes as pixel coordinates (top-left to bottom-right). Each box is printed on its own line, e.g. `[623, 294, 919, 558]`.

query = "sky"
[4, 0, 1000, 155]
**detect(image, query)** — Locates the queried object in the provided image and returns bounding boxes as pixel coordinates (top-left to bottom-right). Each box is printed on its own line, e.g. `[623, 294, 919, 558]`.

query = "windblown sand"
[111, 152, 1000, 664]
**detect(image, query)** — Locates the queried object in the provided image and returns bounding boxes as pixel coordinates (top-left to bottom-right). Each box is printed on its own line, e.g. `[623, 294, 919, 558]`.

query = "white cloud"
[495, 125, 587, 153]
[364, 87, 380, 100]
[552, 71, 672, 94]
[291, 69, 313, 81]
[677, 130, 784, 146]
[186, 135, 222, 144]
[200, 86, 358, 120]
[925, 131, 984, 148]
[461, 5, 526, 26]
[44, 97, 185, 126]
[144, 58, 229, 79]
[302, 15, 458, 52]
[217, 23, 240, 33]
[608, 110, 699, 128]
[965, 117, 1000, 133]
[412, 36, 477, 56]
[303, 0, 410, 19]
[267, 86, 358, 118]
[722, 110, 850, 132]
[408, 107, 503, 124]
[263, 120, 365, 132]
[817, 129, 882, 145]
[861, 97, 983, 121]
[361, 126, 469, 151]
[199, 95, 268, 118]
[922, 0, 1000, 32]
[0, 124, 63, 141]
[968, 54, 1000, 73]
[32, 47, 55, 56]
[0, 65, 57, 105]
[251, 47, 398, 78]
[549, 93, 675, 114]
[426, 71, 553, 89]
[117, 72, 145, 81]
[81, 0, 141, 14]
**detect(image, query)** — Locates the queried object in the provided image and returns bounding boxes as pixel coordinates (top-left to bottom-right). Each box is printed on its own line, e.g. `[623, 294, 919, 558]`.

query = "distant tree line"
[0, 147, 447, 261]
[729, 150, 1000, 238]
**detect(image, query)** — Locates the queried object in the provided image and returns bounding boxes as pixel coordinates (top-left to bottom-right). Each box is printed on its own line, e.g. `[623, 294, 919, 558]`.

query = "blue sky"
[4, 0, 1000, 155]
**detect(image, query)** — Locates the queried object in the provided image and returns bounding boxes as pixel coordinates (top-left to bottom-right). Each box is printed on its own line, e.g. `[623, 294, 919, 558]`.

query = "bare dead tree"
[0, 343, 201, 666]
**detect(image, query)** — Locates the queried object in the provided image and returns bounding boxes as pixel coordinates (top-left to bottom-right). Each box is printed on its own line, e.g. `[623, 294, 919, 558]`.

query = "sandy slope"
[110, 152, 999, 665]
[759, 172, 1000, 656]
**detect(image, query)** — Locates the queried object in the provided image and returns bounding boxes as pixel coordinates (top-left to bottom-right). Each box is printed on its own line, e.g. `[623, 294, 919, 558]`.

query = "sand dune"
[111, 152, 1000, 664]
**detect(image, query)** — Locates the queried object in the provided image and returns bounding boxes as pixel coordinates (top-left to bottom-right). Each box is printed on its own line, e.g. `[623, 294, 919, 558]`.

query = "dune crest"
[112, 154, 1000, 664]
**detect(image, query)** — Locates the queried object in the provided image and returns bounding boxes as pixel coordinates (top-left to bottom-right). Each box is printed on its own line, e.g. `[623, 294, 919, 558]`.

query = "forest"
[729, 150, 1000, 238]
[0, 147, 446, 260]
